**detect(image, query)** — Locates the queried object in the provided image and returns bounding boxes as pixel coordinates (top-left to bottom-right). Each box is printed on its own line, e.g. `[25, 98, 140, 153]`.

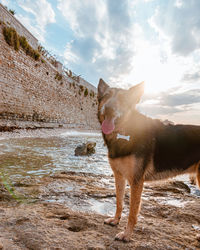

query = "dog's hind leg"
[196, 163, 200, 188]
[115, 177, 144, 242]
[189, 173, 196, 185]
[190, 163, 200, 187]
[104, 172, 126, 226]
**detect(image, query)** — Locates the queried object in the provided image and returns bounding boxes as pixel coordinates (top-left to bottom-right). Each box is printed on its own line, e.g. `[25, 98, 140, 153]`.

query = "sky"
[1, 0, 200, 125]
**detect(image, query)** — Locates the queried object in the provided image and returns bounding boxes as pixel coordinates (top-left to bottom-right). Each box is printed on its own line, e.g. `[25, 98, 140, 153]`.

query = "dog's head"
[97, 78, 144, 135]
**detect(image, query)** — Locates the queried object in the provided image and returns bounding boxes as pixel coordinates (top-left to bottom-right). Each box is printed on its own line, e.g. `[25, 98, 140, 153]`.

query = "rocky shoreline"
[0, 169, 200, 249]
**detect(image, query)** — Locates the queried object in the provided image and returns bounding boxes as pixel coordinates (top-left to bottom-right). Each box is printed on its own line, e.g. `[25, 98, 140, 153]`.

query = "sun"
[121, 38, 189, 95]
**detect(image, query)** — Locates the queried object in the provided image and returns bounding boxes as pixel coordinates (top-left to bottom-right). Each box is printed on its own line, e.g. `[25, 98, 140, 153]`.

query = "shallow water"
[0, 131, 111, 181]
[0, 130, 199, 216]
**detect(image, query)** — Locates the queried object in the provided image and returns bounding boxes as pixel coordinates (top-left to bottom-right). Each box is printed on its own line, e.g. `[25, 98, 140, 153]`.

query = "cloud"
[16, 0, 55, 42]
[151, 0, 200, 56]
[139, 87, 200, 118]
[57, 0, 135, 84]
[182, 71, 200, 83]
[1, 0, 9, 5]
[160, 89, 200, 106]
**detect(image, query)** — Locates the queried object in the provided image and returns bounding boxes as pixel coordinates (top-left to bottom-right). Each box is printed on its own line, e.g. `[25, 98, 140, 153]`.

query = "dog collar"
[116, 133, 130, 141]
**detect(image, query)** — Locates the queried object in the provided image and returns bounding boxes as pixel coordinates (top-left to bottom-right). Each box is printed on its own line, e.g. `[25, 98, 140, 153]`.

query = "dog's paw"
[114, 231, 131, 242]
[104, 217, 119, 226]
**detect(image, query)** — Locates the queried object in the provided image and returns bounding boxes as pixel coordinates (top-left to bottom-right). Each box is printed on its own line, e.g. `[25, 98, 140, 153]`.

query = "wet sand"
[0, 171, 200, 249]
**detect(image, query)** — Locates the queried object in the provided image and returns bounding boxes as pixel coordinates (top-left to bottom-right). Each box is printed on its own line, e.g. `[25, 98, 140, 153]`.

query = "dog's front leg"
[115, 178, 144, 242]
[104, 172, 126, 226]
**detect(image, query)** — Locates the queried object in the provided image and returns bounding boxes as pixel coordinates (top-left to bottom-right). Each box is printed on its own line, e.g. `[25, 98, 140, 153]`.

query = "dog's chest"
[105, 131, 137, 158]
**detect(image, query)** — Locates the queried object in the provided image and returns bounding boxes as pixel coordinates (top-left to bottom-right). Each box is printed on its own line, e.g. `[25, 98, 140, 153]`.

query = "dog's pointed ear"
[128, 81, 144, 104]
[98, 78, 110, 100]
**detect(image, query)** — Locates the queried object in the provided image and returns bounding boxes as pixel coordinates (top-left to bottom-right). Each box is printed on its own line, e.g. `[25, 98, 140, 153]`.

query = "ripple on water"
[0, 132, 111, 181]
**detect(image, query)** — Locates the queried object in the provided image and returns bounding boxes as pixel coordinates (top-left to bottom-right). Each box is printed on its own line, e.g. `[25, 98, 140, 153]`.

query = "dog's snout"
[105, 106, 115, 118]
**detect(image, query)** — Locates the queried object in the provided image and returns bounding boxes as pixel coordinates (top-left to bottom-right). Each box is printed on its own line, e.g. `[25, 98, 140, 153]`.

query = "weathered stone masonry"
[0, 4, 99, 130]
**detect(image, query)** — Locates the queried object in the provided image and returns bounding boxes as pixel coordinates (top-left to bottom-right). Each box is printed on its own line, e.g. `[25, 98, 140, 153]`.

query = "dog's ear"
[98, 78, 109, 100]
[128, 81, 144, 104]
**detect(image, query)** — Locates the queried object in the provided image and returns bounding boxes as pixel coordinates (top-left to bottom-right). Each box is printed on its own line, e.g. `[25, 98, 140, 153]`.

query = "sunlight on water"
[0, 131, 111, 181]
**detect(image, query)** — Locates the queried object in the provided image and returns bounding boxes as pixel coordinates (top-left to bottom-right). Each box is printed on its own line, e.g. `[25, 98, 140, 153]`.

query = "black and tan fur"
[97, 78, 200, 242]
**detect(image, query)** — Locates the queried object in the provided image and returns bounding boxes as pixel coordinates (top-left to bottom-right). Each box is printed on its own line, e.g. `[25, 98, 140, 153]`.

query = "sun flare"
[121, 40, 192, 95]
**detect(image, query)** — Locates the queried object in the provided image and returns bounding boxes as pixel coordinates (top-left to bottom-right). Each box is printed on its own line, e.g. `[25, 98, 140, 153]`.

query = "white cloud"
[151, 0, 200, 56]
[174, 0, 184, 8]
[1, 0, 9, 5]
[64, 40, 79, 64]
[15, 14, 45, 42]
[16, 0, 55, 42]
[57, 0, 135, 84]
[139, 87, 200, 124]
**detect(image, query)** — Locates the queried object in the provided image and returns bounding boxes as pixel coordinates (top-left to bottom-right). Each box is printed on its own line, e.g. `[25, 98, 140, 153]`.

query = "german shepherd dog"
[97, 78, 200, 242]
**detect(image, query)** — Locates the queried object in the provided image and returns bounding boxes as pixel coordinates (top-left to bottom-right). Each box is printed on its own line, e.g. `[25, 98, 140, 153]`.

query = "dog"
[97, 78, 200, 242]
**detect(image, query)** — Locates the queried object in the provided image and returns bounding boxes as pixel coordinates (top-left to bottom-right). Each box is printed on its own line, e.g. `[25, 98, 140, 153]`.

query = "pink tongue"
[102, 119, 115, 135]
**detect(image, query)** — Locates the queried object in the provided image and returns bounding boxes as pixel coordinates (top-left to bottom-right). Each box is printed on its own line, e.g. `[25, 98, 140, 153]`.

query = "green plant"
[3, 26, 14, 46]
[13, 30, 19, 51]
[2, 25, 40, 60]
[25, 44, 33, 56]
[33, 51, 40, 60]
[84, 88, 88, 97]
[90, 90, 95, 98]
[9, 9, 16, 15]
[3, 26, 19, 51]
[55, 72, 62, 81]
[51, 58, 57, 67]
[79, 85, 84, 92]
[19, 36, 28, 50]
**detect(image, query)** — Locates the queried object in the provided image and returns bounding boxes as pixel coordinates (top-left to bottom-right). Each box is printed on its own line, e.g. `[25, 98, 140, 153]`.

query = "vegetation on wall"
[84, 88, 88, 97]
[38, 45, 59, 68]
[64, 69, 80, 82]
[2, 25, 40, 61]
[79, 85, 84, 92]
[55, 72, 62, 81]
[9, 9, 16, 15]
[90, 90, 95, 98]
[3, 26, 19, 51]
[0, 20, 97, 105]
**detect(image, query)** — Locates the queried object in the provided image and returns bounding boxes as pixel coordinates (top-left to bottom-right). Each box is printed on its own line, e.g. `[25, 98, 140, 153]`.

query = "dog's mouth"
[102, 117, 115, 135]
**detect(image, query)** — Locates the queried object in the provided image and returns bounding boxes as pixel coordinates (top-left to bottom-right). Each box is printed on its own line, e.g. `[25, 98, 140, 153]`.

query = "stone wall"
[0, 24, 100, 130]
[0, 3, 38, 50]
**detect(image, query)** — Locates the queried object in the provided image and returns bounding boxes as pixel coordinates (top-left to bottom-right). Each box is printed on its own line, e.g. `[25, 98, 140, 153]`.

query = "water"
[0, 131, 111, 181]
[0, 130, 199, 215]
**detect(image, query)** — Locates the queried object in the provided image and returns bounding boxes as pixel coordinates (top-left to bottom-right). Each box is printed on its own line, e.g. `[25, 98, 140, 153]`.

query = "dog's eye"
[103, 93, 111, 99]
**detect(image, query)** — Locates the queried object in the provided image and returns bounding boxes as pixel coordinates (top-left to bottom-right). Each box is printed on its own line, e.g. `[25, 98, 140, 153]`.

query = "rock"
[75, 142, 96, 156]
[87, 245, 105, 250]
